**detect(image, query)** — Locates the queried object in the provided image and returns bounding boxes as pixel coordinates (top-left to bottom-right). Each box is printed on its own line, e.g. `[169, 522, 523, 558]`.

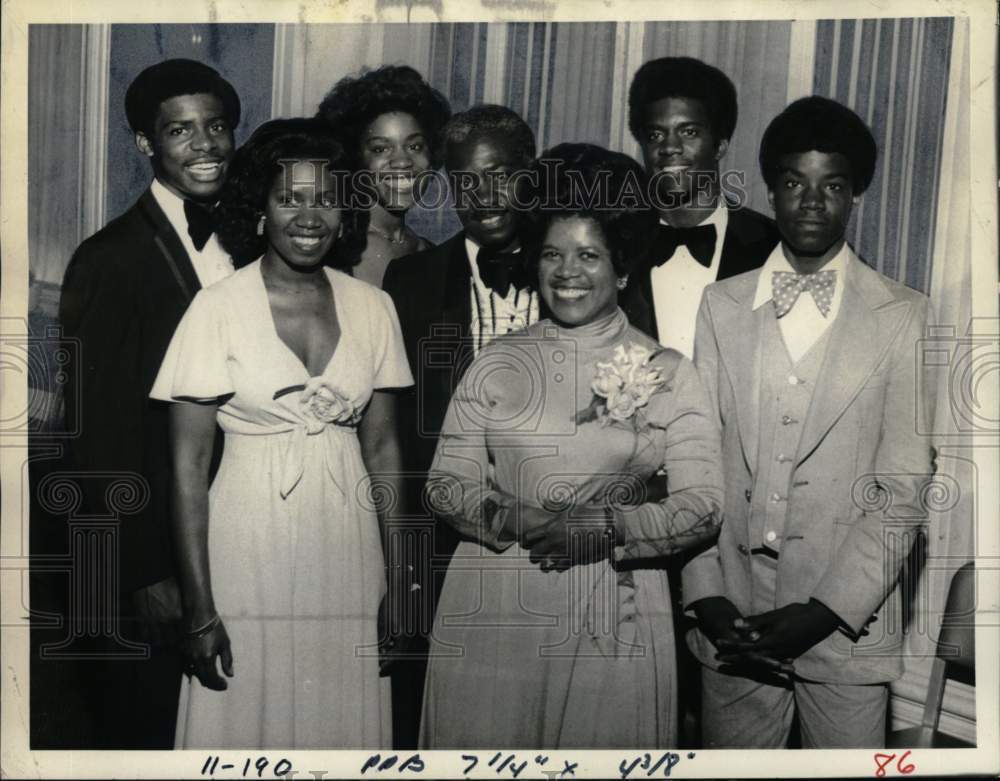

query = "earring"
[256, 215, 266, 236]
[616, 275, 629, 291]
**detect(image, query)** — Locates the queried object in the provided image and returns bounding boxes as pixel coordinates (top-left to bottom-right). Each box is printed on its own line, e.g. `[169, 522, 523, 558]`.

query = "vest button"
[765, 530, 777, 543]
[738, 543, 749, 555]
[782, 415, 794, 425]
[788, 375, 801, 385]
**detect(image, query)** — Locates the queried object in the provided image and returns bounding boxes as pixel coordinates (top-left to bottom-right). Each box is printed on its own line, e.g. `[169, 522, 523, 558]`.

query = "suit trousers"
[700, 554, 888, 748]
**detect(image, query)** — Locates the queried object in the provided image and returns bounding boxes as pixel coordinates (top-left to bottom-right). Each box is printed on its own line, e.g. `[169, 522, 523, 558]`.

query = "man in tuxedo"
[620, 56, 779, 358]
[684, 96, 934, 747]
[381, 104, 540, 747]
[59, 58, 239, 748]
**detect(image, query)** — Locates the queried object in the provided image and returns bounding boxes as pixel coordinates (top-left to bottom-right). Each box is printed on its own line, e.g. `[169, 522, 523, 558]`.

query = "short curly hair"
[759, 96, 878, 195]
[441, 104, 537, 172]
[316, 65, 452, 169]
[628, 57, 738, 144]
[216, 118, 364, 269]
[125, 58, 241, 137]
[520, 143, 658, 278]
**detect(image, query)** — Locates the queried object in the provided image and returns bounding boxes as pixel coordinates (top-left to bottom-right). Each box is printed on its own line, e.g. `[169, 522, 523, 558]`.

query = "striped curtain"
[276, 21, 800, 240]
[813, 18, 954, 293]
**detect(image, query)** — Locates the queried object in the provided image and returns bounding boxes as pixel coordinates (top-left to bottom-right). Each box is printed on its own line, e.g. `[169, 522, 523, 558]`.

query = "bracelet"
[186, 614, 220, 638]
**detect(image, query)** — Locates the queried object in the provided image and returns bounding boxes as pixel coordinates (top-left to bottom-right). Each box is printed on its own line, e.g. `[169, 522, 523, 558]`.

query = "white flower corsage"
[576, 343, 666, 427]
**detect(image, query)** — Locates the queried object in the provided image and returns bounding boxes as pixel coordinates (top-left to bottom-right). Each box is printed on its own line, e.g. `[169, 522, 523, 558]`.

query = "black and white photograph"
[1, 0, 997, 777]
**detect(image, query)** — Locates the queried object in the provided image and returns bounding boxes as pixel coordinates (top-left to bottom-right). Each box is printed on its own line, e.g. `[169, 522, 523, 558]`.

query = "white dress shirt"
[151, 178, 234, 289]
[650, 203, 729, 359]
[465, 237, 539, 356]
[752, 242, 849, 362]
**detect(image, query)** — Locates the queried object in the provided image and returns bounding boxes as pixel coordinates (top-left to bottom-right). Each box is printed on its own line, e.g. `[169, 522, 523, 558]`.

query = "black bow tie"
[651, 223, 717, 268]
[476, 247, 532, 297]
[183, 200, 217, 252]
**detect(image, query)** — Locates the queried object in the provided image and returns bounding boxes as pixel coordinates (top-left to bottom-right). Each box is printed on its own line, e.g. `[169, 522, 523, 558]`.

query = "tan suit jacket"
[684, 248, 934, 684]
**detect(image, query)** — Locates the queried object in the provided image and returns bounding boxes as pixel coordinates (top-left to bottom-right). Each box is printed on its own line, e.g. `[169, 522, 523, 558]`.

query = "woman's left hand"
[520, 506, 616, 572]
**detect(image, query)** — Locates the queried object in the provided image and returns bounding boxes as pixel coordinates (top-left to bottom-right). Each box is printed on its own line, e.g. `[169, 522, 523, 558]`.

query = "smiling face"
[263, 160, 343, 271]
[538, 216, 621, 328]
[137, 92, 234, 203]
[360, 111, 431, 211]
[768, 150, 858, 272]
[447, 136, 523, 251]
[640, 96, 726, 210]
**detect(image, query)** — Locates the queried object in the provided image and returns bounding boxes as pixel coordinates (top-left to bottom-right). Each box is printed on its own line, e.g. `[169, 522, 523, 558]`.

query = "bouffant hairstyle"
[125, 58, 241, 137]
[216, 118, 363, 269]
[316, 65, 452, 169]
[441, 104, 537, 171]
[520, 143, 658, 277]
[759, 96, 878, 195]
[627, 56, 738, 144]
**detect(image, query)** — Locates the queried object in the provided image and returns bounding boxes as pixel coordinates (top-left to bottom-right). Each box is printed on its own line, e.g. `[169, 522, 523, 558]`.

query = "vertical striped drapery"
[28, 25, 110, 288]
[813, 17, 954, 293]
[277, 21, 800, 240]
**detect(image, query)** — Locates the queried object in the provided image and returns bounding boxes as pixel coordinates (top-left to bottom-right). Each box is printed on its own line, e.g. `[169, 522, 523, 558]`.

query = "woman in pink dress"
[151, 118, 412, 748]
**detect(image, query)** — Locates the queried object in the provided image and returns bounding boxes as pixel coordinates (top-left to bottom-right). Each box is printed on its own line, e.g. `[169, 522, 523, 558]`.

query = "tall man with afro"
[59, 58, 240, 748]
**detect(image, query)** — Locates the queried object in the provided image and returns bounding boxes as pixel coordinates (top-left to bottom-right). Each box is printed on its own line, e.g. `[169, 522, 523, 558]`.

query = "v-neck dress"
[151, 260, 413, 748]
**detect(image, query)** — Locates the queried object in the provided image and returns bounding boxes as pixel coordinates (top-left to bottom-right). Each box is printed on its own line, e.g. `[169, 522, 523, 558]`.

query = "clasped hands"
[694, 596, 842, 677]
[512, 502, 617, 573]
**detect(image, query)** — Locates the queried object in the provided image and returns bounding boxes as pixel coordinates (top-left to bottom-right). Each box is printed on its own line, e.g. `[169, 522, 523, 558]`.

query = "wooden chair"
[889, 562, 975, 748]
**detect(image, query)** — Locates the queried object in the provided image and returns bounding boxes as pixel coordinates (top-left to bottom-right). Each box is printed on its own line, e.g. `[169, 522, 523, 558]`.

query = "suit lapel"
[795, 254, 908, 465]
[439, 235, 475, 388]
[710, 272, 763, 473]
[138, 188, 200, 303]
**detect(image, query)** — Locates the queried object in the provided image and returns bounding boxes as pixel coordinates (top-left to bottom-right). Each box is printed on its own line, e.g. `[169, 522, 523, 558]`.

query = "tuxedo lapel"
[439, 235, 475, 388]
[137, 188, 200, 303]
[795, 254, 908, 465]
[710, 272, 763, 473]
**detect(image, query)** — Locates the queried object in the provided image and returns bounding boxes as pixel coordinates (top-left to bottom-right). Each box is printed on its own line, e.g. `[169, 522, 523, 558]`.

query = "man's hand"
[693, 596, 795, 676]
[716, 599, 842, 665]
[130, 576, 183, 648]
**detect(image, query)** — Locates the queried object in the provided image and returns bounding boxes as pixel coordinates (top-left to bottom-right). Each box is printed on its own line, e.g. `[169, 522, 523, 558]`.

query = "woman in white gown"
[151, 118, 412, 748]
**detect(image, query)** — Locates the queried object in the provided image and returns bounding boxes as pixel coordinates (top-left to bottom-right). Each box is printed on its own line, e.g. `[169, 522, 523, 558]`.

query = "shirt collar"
[658, 200, 728, 230]
[150, 178, 189, 237]
[752, 241, 851, 310]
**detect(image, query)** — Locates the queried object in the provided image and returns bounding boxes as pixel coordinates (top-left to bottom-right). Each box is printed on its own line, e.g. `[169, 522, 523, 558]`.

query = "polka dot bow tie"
[771, 269, 837, 318]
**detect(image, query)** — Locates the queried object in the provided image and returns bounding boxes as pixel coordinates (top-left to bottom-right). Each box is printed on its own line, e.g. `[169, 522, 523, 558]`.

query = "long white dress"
[151, 260, 413, 748]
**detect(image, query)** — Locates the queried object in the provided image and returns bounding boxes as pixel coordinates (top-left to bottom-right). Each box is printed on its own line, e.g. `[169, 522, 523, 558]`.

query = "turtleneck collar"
[548, 308, 629, 351]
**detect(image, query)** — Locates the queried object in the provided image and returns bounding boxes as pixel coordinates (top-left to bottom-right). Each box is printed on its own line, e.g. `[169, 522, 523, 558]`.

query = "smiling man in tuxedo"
[59, 58, 239, 748]
[620, 57, 779, 358]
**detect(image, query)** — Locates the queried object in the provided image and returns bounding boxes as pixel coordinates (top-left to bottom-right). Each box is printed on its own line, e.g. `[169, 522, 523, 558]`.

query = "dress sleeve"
[425, 347, 516, 552]
[149, 287, 234, 402]
[616, 353, 724, 559]
[371, 288, 415, 390]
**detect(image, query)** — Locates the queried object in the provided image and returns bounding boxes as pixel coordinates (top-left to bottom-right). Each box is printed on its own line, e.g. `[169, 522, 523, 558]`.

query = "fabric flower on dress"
[299, 377, 360, 433]
[584, 344, 665, 426]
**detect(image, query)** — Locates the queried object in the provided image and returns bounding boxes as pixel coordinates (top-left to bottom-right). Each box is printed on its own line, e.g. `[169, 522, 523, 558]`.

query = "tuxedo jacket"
[683, 250, 934, 684]
[59, 188, 221, 594]
[383, 233, 550, 483]
[620, 205, 779, 341]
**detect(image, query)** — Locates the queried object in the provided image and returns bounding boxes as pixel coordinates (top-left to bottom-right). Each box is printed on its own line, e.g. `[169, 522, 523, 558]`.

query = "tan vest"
[750, 313, 832, 554]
